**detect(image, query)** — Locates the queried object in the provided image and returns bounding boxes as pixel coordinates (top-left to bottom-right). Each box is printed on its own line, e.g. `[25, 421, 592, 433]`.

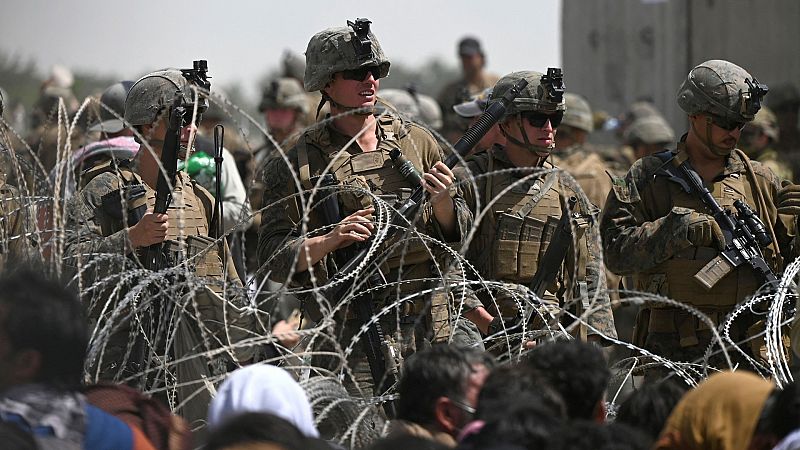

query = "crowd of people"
[0, 15, 800, 450]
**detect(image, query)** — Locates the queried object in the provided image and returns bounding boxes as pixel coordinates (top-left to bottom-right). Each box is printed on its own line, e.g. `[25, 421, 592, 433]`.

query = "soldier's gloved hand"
[686, 211, 725, 250]
[128, 211, 169, 248]
[777, 180, 800, 215]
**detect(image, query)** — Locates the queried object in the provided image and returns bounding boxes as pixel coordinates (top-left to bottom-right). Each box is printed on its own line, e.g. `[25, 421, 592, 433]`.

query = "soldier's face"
[265, 108, 298, 131]
[324, 71, 379, 110]
[691, 114, 742, 154]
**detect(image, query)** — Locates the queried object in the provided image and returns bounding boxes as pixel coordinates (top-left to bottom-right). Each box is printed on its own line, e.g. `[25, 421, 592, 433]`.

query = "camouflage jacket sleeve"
[257, 151, 329, 286]
[63, 172, 133, 269]
[600, 158, 696, 275]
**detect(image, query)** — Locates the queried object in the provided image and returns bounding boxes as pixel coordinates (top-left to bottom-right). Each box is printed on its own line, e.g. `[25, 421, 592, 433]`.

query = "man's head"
[767, 82, 799, 131]
[490, 69, 566, 162]
[677, 59, 768, 157]
[0, 267, 87, 392]
[304, 18, 390, 115]
[89, 81, 135, 137]
[523, 340, 611, 422]
[396, 345, 494, 437]
[740, 106, 780, 155]
[624, 115, 676, 159]
[454, 87, 504, 153]
[259, 78, 309, 134]
[457, 37, 485, 80]
[125, 68, 207, 154]
[556, 93, 593, 149]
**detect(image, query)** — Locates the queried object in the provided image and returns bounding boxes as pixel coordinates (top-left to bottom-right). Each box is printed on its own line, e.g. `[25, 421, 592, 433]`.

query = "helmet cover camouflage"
[624, 116, 676, 145]
[377, 88, 420, 120]
[304, 18, 390, 92]
[562, 93, 593, 132]
[677, 59, 767, 123]
[747, 106, 779, 142]
[489, 70, 566, 117]
[259, 78, 309, 114]
[124, 69, 202, 126]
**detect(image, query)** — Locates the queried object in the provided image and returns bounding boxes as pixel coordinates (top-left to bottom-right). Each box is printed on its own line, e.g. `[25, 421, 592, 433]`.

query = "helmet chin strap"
[318, 92, 374, 118]
[499, 116, 555, 158]
[691, 116, 732, 157]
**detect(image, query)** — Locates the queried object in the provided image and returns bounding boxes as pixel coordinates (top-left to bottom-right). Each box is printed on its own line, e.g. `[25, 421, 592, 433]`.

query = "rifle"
[313, 79, 527, 409]
[655, 151, 778, 290]
[142, 60, 210, 270]
[529, 196, 579, 298]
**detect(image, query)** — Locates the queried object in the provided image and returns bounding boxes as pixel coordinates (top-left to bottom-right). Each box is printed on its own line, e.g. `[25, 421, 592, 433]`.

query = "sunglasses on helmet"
[521, 111, 564, 128]
[709, 115, 746, 132]
[341, 65, 382, 82]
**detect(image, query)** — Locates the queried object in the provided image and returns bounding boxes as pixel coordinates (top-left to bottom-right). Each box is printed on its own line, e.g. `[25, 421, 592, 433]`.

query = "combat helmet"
[489, 69, 566, 152]
[677, 59, 767, 125]
[746, 106, 779, 142]
[125, 68, 207, 127]
[259, 78, 310, 115]
[562, 93, 593, 132]
[304, 18, 390, 92]
[624, 116, 676, 146]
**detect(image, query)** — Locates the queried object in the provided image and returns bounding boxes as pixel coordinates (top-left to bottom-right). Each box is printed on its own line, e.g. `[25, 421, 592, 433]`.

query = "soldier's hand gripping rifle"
[657, 152, 778, 290]
[142, 60, 210, 270]
[316, 78, 527, 415]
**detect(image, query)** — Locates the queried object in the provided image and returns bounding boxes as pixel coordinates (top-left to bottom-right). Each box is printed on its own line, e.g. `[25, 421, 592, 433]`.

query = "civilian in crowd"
[615, 379, 687, 440]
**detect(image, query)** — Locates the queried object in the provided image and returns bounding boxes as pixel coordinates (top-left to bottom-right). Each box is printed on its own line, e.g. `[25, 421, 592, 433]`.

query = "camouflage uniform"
[601, 60, 798, 370]
[63, 69, 255, 426]
[258, 20, 482, 394]
[454, 72, 617, 342]
[741, 107, 793, 181]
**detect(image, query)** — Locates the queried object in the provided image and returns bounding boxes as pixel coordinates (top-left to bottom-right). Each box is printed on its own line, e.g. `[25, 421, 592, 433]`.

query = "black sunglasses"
[521, 111, 564, 128]
[710, 115, 746, 132]
[341, 65, 382, 82]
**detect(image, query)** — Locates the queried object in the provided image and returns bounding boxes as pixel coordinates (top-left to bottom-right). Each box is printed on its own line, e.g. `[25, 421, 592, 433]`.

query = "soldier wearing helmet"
[450, 70, 617, 346]
[601, 60, 800, 374]
[552, 93, 614, 209]
[739, 107, 792, 181]
[258, 19, 485, 394]
[623, 115, 676, 160]
[64, 67, 256, 426]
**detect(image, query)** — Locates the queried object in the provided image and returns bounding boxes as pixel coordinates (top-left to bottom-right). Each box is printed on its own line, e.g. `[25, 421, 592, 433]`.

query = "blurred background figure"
[739, 106, 793, 180]
[451, 87, 504, 155]
[437, 37, 499, 143]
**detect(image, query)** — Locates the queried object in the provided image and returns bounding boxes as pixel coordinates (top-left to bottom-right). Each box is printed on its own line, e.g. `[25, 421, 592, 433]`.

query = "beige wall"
[562, 0, 800, 137]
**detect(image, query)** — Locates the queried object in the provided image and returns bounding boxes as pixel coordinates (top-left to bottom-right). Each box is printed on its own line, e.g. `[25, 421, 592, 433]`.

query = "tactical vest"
[635, 169, 778, 311]
[83, 160, 225, 290]
[295, 115, 434, 271]
[472, 150, 589, 308]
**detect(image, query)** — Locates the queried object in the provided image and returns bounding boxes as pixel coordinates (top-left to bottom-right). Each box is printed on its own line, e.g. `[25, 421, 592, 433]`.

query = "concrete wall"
[562, 0, 800, 136]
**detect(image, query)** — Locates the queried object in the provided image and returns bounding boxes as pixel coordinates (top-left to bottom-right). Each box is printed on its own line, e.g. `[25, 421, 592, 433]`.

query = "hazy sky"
[0, 0, 562, 98]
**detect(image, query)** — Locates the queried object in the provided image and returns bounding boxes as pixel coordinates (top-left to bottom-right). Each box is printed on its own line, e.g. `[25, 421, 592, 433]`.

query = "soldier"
[437, 37, 500, 143]
[452, 87, 505, 155]
[258, 18, 486, 394]
[623, 115, 676, 161]
[740, 106, 793, 181]
[601, 60, 800, 373]
[281, 50, 326, 127]
[64, 68, 256, 426]
[768, 83, 800, 170]
[451, 71, 617, 344]
[553, 93, 613, 209]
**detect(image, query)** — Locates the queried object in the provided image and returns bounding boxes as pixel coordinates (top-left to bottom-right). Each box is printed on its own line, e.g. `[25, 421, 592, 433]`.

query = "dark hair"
[0, 267, 87, 389]
[204, 412, 307, 450]
[466, 396, 563, 450]
[522, 340, 610, 420]
[549, 420, 652, 450]
[755, 381, 800, 441]
[616, 379, 687, 439]
[367, 435, 449, 450]
[396, 344, 493, 425]
[0, 421, 39, 450]
[475, 364, 566, 423]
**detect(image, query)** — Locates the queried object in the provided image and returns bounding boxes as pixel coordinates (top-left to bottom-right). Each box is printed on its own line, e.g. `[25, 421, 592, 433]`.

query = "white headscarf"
[208, 365, 319, 438]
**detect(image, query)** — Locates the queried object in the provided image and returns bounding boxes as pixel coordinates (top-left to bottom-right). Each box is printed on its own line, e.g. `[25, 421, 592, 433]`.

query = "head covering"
[655, 371, 774, 450]
[89, 81, 134, 133]
[774, 428, 800, 450]
[208, 365, 319, 438]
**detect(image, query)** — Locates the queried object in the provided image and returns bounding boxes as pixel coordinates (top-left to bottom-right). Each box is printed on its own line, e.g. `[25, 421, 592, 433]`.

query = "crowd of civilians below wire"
[1, 267, 800, 450]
